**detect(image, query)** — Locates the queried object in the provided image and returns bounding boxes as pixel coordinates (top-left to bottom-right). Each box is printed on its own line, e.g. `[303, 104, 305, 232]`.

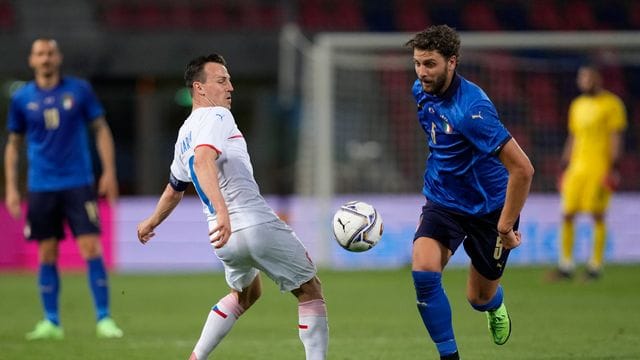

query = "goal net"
[291, 30, 640, 198]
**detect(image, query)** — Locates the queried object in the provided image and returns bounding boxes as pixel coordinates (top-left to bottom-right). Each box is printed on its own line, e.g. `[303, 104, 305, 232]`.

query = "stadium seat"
[494, 0, 530, 30]
[102, 1, 134, 29]
[197, 1, 231, 29]
[528, 0, 564, 30]
[629, 2, 640, 29]
[333, 0, 364, 30]
[168, 3, 193, 29]
[563, 1, 597, 30]
[526, 73, 561, 128]
[136, 2, 165, 29]
[593, 0, 629, 30]
[0, 0, 14, 29]
[461, 2, 501, 31]
[238, 0, 282, 29]
[429, 1, 461, 30]
[394, 0, 430, 32]
[601, 65, 628, 100]
[481, 52, 521, 103]
[363, 0, 396, 31]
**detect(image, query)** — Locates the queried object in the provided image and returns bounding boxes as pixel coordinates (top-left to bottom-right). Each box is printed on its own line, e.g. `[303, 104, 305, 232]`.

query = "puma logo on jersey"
[471, 112, 483, 119]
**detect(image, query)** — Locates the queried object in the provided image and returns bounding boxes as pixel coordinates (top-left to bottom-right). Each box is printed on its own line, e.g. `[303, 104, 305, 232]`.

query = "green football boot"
[96, 317, 124, 338]
[25, 319, 64, 340]
[486, 303, 511, 345]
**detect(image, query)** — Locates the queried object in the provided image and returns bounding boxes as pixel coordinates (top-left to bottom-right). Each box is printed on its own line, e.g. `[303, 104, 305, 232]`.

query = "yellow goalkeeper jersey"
[567, 90, 627, 174]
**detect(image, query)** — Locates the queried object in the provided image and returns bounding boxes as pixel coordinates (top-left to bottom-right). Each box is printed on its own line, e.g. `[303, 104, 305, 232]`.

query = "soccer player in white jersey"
[136, 54, 328, 360]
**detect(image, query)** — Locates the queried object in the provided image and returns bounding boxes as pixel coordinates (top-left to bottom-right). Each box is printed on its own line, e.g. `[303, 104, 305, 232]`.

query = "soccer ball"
[332, 201, 383, 252]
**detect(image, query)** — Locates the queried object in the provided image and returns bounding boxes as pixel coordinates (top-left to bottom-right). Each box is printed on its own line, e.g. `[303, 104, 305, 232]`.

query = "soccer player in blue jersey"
[405, 26, 534, 360]
[4, 38, 123, 340]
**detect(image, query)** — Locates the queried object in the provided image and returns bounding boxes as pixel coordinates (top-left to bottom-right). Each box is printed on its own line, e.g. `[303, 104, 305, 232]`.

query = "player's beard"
[421, 64, 449, 96]
[37, 63, 57, 78]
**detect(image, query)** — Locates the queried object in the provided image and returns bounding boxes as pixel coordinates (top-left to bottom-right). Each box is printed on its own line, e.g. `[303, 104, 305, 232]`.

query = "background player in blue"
[3, 38, 123, 339]
[405, 26, 534, 360]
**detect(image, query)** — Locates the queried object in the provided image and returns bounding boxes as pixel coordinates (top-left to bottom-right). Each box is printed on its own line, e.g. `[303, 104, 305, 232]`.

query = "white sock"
[298, 299, 329, 360]
[191, 294, 245, 360]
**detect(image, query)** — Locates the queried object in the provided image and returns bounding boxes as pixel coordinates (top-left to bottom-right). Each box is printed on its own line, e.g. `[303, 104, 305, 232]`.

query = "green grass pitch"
[1, 265, 640, 359]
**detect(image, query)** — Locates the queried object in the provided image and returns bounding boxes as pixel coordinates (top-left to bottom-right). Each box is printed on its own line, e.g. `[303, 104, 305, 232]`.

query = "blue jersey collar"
[439, 72, 461, 101]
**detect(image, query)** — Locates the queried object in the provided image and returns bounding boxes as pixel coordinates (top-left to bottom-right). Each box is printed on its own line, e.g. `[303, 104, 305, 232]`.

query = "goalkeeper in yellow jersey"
[551, 65, 627, 280]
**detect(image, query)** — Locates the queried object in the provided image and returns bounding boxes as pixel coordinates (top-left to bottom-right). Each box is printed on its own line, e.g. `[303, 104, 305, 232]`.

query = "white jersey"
[170, 106, 279, 231]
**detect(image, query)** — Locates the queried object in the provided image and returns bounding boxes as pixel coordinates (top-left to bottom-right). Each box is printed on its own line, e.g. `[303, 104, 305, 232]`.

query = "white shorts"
[211, 220, 317, 292]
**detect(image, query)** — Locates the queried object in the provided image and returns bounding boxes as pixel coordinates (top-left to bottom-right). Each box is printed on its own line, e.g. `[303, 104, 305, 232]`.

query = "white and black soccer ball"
[332, 201, 383, 252]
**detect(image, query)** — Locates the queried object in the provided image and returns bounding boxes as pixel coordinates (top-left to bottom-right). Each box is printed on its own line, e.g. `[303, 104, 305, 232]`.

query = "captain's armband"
[169, 173, 189, 192]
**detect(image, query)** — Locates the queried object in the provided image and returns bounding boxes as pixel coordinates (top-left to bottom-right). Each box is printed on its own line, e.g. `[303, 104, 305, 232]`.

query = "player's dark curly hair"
[405, 25, 460, 60]
[184, 53, 227, 89]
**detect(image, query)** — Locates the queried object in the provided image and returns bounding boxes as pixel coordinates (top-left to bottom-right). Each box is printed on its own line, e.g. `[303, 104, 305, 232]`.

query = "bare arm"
[560, 134, 574, 170]
[498, 138, 535, 249]
[137, 184, 184, 244]
[4, 133, 24, 219]
[610, 131, 624, 166]
[91, 117, 118, 203]
[193, 146, 231, 248]
[603, 131, 625, 191]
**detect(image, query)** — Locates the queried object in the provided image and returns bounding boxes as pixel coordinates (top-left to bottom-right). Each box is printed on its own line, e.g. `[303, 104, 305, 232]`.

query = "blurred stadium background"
[0, 0, 639, 270]
[1, 1, 640, 359]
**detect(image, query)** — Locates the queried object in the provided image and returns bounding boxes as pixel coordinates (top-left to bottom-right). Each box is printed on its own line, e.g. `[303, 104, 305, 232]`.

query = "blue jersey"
[7, 77, 105, 191]
[412, 74, 511, 215]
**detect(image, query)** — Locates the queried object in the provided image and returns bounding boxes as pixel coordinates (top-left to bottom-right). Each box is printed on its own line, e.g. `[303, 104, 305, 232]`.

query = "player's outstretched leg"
[470, 285, 511, 345]
[293, 276, 328, 360]
[191, 293, 246, 360]
[298, 299, 329, 360]
[191, 274, 261, 360]
[412, 271, 459, 360]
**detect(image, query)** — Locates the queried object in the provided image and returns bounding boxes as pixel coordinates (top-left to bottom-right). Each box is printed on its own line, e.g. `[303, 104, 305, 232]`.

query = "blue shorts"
[26, 185, 101, 241]
[414, 201, 520, 280]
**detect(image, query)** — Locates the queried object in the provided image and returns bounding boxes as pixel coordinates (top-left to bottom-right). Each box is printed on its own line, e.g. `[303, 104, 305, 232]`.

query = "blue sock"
[470, 285, 504, 312]
[39, 263, 60, 326]
[87, 257, 110, 321]
[412, 271, 457, 356]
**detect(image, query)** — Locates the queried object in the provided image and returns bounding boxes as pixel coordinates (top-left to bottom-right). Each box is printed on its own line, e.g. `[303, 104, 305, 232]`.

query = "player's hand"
[5, 189, 21, 219]
[98, 171, 119, 204]
[137, 219, 156, 244]
[603, 169, 620, 191]
[499, 229, 522, 250]
[209, 213, 231, 249]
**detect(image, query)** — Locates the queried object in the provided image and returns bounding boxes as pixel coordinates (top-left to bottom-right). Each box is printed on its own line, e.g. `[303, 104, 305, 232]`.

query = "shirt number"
[43, 108, 60, 130]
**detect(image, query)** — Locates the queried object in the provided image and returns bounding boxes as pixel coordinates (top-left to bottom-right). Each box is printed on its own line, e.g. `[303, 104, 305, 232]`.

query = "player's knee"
[236, 288, 261, 310]
[466, 291, 494, 306]
[292, 276, 324, 301]
[562, 213, 575, 222]
[38, 239, 59, 263]
[77, 235, 103, 259]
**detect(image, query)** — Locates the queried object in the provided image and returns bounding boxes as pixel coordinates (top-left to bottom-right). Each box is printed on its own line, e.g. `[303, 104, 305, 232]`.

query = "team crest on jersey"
[443, 122, 453, 134]
[27, 102, 39, 111]
[439, 114, 453, 134]
[62, 94, 74, 110]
